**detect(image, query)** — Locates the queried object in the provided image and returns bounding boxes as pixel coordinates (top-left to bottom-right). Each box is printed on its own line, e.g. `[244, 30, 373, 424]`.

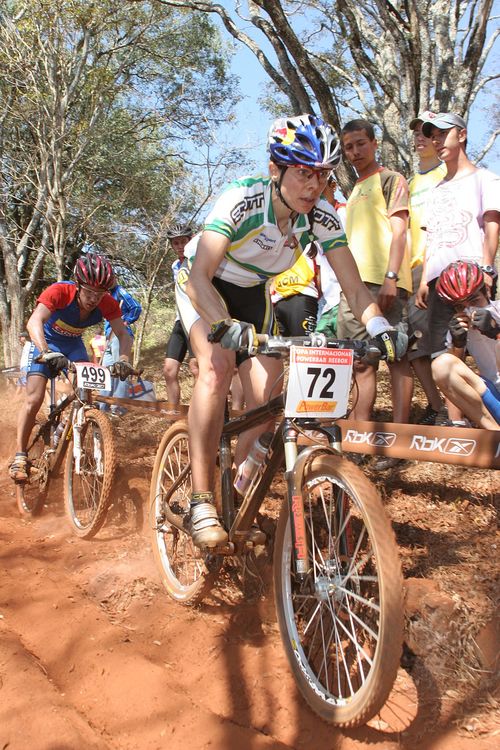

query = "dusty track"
[0, 388, 498, 749]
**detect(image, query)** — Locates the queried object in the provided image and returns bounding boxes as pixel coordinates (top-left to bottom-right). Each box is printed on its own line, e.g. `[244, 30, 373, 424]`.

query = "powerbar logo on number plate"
[345, 430, 396, 447]
[410, 436, 476, 456]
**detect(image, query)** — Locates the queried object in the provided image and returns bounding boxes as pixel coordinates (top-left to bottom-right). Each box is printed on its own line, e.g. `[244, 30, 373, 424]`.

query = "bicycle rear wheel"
[64, 409, 116, 538]
[16, 423, 50, 517]
[149, 421, 221, 605]
[274, 454, 404, 728]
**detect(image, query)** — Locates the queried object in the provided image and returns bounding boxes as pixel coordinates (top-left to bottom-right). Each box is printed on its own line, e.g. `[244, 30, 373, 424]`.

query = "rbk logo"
[345, 430, 396, 447]
[411, 436, 476, 456]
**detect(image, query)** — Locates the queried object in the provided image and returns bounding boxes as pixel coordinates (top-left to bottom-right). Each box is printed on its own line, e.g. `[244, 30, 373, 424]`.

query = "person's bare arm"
[26, 304, 53, 352]
[377, 210, 408, 312]
[185, 230, 233, 324]
[482, 210, 500, 294]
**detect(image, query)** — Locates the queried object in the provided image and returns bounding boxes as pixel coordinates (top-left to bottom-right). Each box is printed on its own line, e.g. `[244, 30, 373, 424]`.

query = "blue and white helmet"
[268, 114, 342, 170]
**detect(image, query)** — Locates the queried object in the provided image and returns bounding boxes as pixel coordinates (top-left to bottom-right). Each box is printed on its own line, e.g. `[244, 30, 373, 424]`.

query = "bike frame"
[26, 371, 97, 480]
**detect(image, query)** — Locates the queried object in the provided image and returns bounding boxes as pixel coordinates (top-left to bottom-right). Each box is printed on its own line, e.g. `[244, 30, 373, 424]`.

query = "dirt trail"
[0, 388, 498, 750]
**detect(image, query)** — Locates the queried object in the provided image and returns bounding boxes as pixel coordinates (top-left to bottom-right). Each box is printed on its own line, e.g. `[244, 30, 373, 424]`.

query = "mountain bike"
[16, 360, 121, 538]
[149, 333, 404, 728]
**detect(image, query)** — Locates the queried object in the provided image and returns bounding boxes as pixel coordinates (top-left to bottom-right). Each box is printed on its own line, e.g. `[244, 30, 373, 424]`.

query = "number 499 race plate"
[285, 346, 353, 419]
[74, 362, 112, 391]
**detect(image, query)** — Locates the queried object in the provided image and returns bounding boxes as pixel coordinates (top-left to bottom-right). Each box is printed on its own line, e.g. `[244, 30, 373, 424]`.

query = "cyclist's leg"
[16, 374, 48, 453]
[10, 372, 47, 480]
[432, 352, 499, 428]
[187, 317, 234, 546]
[235, 354, 283, 466]
[163, 320, 188, 406]
[188, 317, 235, 491]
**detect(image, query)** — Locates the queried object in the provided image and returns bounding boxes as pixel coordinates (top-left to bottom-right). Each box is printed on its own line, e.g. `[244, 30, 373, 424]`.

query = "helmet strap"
[273, 166, 295, 212]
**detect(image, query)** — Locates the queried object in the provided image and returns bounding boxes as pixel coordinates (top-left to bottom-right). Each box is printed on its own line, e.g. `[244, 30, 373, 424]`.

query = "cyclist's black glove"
[449, 315, 467, 348]
[109, 360, 134, 381]
[40, 351, 69, 375]
[209, 319, 258, 351]
[470, 308, 499, 339]
[370, 329, 408, 364]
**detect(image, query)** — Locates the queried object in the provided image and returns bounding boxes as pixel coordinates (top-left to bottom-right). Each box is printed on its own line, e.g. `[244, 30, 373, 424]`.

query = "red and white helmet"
[436, 260, 485, 304]
[73, 253, 116, 291]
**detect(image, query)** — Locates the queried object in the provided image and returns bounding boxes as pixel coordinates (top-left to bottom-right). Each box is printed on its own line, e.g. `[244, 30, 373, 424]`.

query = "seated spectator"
[432, 261, 499, 428]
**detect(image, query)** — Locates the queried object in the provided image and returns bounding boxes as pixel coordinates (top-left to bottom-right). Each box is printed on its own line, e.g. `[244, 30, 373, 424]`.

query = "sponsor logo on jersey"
[254, 237, 274, 252]
[410, 436, 476, 456]
[312, 207, 341, 232]
[230, 192, 265, 224]
[52, 319, 83, 337]
[345, 429, 397, 447]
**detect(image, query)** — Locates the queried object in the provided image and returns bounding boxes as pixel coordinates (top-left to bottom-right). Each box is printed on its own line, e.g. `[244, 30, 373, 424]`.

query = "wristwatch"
[385, 271, 399, 281]
[480, 264, 498, 278]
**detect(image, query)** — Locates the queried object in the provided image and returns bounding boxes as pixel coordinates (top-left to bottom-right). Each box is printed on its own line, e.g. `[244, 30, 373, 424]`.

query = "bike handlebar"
[249, 333, 382, 361]
[34, 356, 143, 379]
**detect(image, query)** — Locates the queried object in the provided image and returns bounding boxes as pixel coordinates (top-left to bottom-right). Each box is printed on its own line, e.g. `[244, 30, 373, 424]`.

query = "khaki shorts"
[337, 283, 409, 341]
[407, 265, 432, 361]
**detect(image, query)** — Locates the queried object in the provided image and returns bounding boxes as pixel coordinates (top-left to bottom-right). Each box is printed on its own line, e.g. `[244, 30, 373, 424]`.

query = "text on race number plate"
[285, 347, 353, 419]
[74, 362, 112, 391]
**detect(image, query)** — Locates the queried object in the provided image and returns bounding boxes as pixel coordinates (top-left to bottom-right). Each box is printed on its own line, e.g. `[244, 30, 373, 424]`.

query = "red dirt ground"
[0, 382, 498, 750]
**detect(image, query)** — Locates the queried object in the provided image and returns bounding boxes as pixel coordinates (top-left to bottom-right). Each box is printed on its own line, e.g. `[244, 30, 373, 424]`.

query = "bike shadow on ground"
[195, 553, 476, 749]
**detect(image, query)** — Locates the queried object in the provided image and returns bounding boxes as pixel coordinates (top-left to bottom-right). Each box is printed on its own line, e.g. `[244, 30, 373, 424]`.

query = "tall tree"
[155, 1, 498, 181]
[0, 0, 236, 365]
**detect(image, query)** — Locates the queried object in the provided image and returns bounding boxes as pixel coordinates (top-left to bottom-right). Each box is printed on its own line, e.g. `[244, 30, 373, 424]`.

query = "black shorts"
[274, 294, 318, 336]
[212, 277, 277, 366]
[165, 319, 189, 363]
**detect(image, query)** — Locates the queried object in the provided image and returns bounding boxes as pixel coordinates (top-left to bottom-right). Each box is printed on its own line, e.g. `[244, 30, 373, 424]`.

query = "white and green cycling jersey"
[185, 175, 347, 288]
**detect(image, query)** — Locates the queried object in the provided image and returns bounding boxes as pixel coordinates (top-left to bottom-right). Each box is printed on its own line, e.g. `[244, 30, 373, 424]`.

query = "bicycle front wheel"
[64, 409, 116, 538]
[274, 454, 404, 728]
[16, 423, 49, 517]
[149, 421, 221, 605]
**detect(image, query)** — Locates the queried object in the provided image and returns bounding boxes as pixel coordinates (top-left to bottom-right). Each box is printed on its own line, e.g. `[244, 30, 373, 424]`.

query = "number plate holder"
[285, 346, 353, 418]
[74, 362, 111, 391]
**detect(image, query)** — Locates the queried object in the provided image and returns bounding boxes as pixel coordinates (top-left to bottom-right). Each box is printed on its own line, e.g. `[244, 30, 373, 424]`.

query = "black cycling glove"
[109, 360, 134, 381]
[448, 315, 467, 348]
[371, 329, 408, 363]
[40, 351, 69, 375]
[209, 319, 258, 351]
[470, 308, 498, 339]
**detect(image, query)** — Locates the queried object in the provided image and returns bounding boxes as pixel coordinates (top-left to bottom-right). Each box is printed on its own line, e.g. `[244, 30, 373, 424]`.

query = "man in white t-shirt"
[432, 261, 500, 428]
[415, 112, 500, 363]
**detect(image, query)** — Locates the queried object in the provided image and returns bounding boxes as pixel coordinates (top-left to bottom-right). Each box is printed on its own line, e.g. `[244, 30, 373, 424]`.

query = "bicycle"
[16, 359, 121, 538]
[149, 332, 404, 728]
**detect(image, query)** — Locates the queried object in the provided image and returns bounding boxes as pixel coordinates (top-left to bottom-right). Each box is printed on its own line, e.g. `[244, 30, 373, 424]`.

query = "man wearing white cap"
[415, 111, 500, 363]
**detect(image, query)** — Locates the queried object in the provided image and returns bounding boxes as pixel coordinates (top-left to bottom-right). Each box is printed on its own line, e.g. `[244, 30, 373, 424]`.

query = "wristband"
[366, 316, 391, 338]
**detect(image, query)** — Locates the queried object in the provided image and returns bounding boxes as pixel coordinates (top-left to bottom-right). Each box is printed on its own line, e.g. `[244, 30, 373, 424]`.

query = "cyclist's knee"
[163, 358, 180, 383]
[431, 352, 457, 387]
[198, 355, 234, 391]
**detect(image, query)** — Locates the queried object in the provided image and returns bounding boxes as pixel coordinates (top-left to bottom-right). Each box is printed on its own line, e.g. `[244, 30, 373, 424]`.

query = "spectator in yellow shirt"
[339, 119, 413, 470]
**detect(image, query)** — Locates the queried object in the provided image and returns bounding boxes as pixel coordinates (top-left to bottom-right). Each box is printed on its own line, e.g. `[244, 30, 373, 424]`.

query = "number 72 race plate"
[74, 362, 112, 391]
[285, 346, 353, 419]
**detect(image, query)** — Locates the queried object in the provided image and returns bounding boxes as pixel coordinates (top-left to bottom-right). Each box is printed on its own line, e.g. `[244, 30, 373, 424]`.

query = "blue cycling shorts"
[27, 341, 89, 379]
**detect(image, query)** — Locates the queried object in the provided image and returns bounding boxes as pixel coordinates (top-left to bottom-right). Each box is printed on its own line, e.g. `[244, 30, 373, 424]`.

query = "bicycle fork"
[72, 406, 103, 475]
[284, 420, 342, 584]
